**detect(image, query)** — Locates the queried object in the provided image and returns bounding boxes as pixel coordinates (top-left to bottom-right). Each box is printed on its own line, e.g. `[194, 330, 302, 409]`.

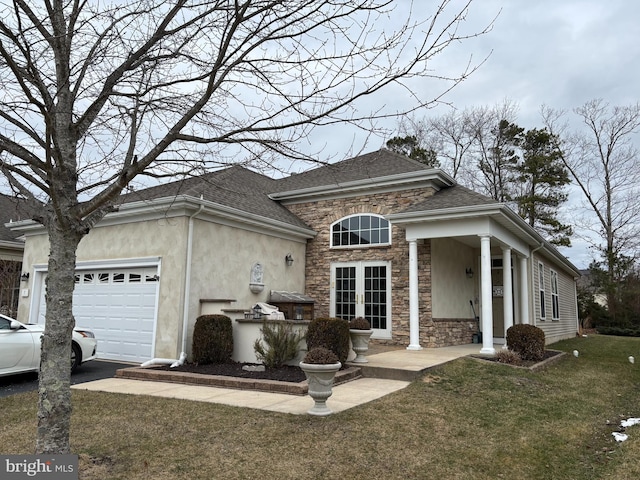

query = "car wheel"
[71, 343, 81, 372]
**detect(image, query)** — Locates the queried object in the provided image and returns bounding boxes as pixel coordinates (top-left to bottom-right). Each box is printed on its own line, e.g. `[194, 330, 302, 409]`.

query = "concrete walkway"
[72, 343, 484, 415]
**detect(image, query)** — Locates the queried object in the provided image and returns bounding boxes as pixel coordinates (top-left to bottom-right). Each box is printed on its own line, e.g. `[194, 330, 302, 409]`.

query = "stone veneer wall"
[430, 319, 479, 347]
[284, 188, 437, 347]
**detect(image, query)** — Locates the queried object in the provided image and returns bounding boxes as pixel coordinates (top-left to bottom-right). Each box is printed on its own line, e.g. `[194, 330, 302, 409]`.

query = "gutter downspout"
[140, 201, 204, 368]
[529, 243, 544, 325]
[180, 201, 206, 361]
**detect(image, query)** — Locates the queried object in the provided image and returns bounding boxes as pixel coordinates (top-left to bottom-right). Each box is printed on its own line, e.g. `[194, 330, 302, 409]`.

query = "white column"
[502, 247, 513, 348]
[480, 235, 495, 355]
[407, 239, 422, 350]
[519, 256, 530, 324]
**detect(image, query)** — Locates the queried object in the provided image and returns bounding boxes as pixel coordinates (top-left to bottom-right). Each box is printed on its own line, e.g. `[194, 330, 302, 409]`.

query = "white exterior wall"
[431, 238, 476, 319]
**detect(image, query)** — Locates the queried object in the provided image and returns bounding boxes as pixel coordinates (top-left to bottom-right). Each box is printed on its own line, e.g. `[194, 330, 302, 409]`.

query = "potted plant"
[299, 347, 341, 416]
[348, 317, 373, 363]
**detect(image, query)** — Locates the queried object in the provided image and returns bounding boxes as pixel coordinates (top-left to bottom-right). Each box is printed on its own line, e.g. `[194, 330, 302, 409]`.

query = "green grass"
[2, 334, 639, 479]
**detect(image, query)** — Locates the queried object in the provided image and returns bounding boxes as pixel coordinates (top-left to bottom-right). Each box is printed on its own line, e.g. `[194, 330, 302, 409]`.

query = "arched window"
[331, 214, 390, 247]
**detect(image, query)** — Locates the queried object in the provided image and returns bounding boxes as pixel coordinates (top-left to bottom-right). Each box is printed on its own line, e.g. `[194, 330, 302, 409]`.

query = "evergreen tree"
[478, 119, 522, 202]
[512, 128, 573, 246]
[386, 135, 439, 168]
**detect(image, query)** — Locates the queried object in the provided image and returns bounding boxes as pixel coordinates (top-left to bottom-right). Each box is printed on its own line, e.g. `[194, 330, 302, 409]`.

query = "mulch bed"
[471, 349, 564, 369]
[157, 362, 308, 383]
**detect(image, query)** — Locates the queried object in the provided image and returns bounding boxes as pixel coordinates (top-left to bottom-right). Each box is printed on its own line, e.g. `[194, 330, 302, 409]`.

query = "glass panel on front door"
[335, 266, 357, 320]
[365, 265, 387, 330]
[333, 262, 390, 337]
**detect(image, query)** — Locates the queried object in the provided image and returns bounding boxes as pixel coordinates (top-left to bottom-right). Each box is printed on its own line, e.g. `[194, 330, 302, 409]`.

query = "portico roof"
[387, 184, 580, 278]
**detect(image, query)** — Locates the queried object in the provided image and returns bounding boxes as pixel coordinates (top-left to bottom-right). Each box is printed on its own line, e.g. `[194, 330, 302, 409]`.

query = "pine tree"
[478, 119, 523, 202]
[512, 128, 573, 246]
[386, 135, 439, 168]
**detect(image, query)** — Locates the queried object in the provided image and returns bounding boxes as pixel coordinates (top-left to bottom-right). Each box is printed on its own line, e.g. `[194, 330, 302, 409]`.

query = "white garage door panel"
[37, 267, 159, 363]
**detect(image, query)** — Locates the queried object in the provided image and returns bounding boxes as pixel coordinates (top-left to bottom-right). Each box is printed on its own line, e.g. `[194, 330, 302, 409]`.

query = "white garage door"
[38, 267, 159, 363]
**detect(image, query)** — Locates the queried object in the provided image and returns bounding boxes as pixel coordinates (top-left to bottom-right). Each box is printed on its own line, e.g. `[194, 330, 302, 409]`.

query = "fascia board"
[0, 239, 25, 250]
[270, 170, 454, 203]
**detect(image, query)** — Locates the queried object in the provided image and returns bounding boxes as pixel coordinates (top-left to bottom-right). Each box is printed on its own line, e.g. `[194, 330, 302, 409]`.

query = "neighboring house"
[10, 150, 580, 363]
[577, 269, 607, 307]
[0, 194, 32, 317]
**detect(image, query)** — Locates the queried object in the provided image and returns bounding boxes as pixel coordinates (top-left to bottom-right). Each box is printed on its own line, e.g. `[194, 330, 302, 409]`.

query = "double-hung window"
[550, 270, 560, 320]
[538, 262, 546, 320]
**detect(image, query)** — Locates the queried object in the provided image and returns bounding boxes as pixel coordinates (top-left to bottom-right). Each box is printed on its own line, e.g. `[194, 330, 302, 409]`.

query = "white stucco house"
[10, 150, 580, 363]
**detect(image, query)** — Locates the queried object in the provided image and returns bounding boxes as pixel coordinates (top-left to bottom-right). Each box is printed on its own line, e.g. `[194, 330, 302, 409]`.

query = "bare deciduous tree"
[542, 99, 640, 316]
[0, 0, 491, 453]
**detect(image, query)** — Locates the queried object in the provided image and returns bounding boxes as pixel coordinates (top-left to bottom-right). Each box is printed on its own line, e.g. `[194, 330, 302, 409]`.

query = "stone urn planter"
[349, 317, 373, 363]
[349, 329, 374, 363]
[299, 347, 342, 416]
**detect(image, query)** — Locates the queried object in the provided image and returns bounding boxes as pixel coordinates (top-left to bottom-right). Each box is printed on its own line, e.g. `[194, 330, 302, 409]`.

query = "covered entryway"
[389, 201, 536, 355]
[34, 264, 160, 363]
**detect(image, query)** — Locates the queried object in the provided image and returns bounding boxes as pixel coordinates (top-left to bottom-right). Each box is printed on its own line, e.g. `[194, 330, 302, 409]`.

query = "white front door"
[331, 261, 391, 339]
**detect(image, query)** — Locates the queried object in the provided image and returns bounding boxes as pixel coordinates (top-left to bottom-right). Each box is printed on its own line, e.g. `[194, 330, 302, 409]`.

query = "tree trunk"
[35, 222, 84, 454]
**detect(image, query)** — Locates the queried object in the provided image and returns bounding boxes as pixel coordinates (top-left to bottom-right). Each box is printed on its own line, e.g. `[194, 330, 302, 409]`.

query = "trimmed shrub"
[302, 347, 339, 364]
[506, 324, 545, 361]
[254, 321, 303, 368]
[349, 316, 371, 330]
[305, 317, 350, 364]
[192, 314, 233, 364]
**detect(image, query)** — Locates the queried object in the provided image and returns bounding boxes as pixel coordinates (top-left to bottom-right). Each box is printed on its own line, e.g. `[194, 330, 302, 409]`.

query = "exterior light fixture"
[465, 268, 474, 279]
[20, 272, 29, 282]
[285, 253, 294, 267]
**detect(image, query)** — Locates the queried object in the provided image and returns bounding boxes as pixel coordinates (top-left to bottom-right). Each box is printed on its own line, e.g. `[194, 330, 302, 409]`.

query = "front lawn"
[2, 334, 639, 479]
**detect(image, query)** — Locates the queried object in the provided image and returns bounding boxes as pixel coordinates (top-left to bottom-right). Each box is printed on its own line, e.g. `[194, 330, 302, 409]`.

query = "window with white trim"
[550, 269, 560, 320]
[538, 262, 546, 320]
[331, 214, 390, 248]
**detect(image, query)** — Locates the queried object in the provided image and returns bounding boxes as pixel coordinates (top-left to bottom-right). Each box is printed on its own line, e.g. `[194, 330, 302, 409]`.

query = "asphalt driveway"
[0, 360, 134, 398]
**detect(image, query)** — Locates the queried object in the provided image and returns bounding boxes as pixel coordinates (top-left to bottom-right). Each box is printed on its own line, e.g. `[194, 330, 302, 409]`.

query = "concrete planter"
[349, 329, 373, 363]
[299, 361, 342, 416]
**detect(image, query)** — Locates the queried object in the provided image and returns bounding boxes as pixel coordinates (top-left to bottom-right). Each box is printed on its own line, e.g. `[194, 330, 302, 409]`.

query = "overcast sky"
[299, 0, 639, 269]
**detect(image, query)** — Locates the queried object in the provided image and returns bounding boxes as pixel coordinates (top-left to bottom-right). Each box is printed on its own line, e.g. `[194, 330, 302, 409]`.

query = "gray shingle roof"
[119, 149, 480, 228]
[0, 194, 33, 243]
[400, 184, 498, 213]
[273, 149, 432, 192]
[121, 166, 310, 229]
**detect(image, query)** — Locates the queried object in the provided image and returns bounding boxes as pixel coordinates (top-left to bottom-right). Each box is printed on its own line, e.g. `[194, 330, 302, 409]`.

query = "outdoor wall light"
[20, 272, 29, 282]
[285, 253, 294, 267]
[465, 268, 474, 279]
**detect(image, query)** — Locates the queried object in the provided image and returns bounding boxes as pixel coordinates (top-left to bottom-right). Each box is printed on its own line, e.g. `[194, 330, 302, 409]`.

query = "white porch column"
[407, 239, 422, 350]
[519, 256, 530, 324]
[480, 235, 495, 354]
[502, 246, 513, 348]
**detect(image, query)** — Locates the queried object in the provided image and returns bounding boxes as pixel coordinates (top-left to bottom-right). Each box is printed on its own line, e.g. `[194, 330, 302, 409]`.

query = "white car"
[0, 314, 97, 377]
